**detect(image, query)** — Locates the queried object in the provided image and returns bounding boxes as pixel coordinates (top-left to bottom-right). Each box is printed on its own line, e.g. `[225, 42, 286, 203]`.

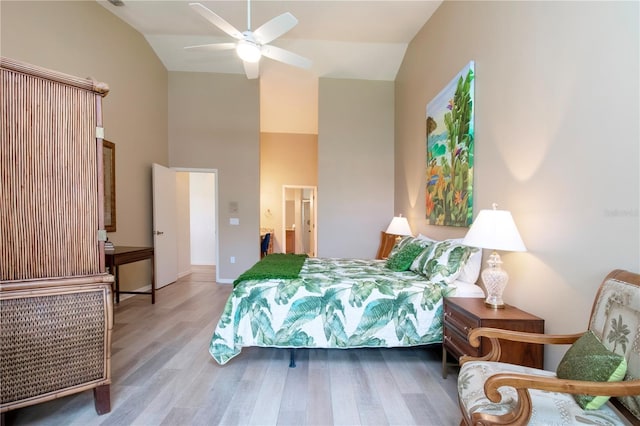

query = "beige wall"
[318, 78, 395, 258]
[260, 66, 318, 134]
[168, 71, 259, 281]
[395, 0, 639, 369]
[260, 133, 318, 253]
[1, 0, 168, 291]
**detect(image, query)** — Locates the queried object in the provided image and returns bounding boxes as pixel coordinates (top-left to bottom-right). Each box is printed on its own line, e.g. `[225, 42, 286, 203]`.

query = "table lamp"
[385, 215, 413, 238]
[462, 204, 526, 309]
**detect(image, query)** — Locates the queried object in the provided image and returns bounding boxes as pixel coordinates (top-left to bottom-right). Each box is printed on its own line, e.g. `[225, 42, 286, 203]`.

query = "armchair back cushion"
[588, 271, 640, 420]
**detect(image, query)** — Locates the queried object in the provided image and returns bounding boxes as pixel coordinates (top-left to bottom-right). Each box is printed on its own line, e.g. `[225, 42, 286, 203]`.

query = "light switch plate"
[230, 218, 239, 225]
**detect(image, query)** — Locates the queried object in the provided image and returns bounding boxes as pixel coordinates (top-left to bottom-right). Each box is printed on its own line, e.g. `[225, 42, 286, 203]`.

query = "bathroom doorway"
[283, 185, 317, 256]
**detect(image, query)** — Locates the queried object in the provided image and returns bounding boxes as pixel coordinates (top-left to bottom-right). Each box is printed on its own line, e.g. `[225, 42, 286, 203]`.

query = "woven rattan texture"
[0, 290, 107, 404]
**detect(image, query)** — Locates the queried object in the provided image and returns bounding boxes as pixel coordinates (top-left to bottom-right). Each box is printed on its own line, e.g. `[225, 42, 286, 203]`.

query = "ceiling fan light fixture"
[236, 40, 261, 63]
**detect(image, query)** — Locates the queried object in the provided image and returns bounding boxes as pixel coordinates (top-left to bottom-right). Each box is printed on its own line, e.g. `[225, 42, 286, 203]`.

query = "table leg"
[150, 255, 155, 304]
[115, 265, 120, 304]
[442, 344, 448, 379]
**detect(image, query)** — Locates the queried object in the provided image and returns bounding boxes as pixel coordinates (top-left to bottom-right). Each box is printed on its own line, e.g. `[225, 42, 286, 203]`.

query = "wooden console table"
[105, 246, 155, 304]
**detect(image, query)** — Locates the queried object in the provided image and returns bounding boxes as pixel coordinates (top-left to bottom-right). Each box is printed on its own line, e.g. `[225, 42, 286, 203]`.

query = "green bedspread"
[233, 253, 308, 286]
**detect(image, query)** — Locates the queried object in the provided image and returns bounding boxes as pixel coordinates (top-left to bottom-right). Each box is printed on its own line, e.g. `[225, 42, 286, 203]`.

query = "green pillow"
[556, 330, 627, 410]
[386, 240, 430, 271]
[386, 236, 414, 259]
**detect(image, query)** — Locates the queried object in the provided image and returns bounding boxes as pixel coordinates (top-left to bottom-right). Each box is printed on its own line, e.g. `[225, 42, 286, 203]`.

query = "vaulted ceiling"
[97, 0, 442, 81]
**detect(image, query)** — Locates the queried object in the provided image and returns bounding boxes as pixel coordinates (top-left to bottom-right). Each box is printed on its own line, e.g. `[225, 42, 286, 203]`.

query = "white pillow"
[450, 281, 485, 297]
[416, 235, 482, 284]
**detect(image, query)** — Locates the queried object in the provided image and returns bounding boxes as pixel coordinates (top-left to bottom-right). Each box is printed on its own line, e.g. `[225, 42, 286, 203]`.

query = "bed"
[209, 236, 484, 365]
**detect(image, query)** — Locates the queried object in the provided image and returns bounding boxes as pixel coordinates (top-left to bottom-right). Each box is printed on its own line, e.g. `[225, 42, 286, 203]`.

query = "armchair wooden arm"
[469, 373, 640, 426]
[459, 327, 584, 365]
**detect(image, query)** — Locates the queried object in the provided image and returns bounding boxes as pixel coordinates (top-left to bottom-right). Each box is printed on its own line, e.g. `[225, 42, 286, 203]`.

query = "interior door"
[152, 163, 178, 288]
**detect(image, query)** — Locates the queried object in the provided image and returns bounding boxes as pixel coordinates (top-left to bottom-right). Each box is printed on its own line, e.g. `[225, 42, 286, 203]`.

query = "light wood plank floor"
[4, 267, 463, 426]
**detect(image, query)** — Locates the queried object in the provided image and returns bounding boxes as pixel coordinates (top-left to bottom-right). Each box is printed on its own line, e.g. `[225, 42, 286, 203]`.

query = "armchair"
[457, 269, 640, 425]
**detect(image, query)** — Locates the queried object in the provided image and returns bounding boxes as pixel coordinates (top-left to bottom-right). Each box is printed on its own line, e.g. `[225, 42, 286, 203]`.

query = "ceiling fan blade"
[243, 60, 259, 79]
[253, 12, 298, 45]
[184, 42, 236, 52]
[261, 45, 312, 69]
[189, 3, 243, 40]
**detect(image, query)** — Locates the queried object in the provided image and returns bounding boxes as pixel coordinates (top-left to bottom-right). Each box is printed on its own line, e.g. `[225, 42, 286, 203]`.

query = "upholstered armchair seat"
[457, 269, 640, 425]
[458, 360, 629, 425]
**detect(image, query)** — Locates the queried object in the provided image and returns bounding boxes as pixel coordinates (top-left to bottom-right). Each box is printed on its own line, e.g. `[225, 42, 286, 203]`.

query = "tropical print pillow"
[410, 239, 478, 284]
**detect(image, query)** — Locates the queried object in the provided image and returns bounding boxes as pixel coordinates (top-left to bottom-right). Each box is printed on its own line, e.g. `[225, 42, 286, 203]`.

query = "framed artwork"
[426, 61, 475, 227]
[103, 140, 116, 232]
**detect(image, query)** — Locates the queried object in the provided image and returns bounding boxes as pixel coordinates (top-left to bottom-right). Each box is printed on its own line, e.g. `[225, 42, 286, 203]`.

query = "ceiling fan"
[185, 1, 312, 79]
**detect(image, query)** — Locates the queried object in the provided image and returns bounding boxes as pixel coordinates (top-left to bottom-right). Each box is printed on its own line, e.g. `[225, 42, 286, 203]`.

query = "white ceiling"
[96, 0, 442, 81]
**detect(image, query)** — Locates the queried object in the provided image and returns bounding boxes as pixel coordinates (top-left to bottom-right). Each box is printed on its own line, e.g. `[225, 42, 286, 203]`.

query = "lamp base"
[484, 300, 505, 309]
[481, 251, 509, 309]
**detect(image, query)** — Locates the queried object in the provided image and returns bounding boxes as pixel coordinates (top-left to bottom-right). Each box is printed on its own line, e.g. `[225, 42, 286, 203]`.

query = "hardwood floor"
[4, 266, 463, 426]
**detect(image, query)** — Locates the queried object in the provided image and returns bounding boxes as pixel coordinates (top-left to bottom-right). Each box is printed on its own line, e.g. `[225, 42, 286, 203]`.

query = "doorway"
[283, 185, 317, 256]
[154, 167, 219, 284]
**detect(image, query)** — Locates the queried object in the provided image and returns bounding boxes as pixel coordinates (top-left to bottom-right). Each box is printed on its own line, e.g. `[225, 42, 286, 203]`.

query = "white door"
[152, 163, 178, 288]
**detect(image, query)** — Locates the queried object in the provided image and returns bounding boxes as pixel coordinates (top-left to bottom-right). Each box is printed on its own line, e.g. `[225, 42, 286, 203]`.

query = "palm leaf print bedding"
[210, 258, 457, 365]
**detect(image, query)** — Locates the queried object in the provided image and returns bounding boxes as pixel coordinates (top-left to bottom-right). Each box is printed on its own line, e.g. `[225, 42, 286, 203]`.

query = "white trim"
[172, 167, 220, 283]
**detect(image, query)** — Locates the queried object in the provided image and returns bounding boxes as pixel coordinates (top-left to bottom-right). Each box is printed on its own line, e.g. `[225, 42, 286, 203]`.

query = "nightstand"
[442, 297, 544, 378]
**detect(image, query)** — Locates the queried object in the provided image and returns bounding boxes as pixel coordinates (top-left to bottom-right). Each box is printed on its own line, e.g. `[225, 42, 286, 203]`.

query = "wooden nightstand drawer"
[443, 323, 479, 359]
[444, 304, 478, 335]
[442, 297, 544, 378]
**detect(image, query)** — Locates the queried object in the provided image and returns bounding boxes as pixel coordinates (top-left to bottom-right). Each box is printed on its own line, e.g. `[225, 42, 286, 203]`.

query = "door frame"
[174, 167, 220, 283]
[282, 185, 317, 256]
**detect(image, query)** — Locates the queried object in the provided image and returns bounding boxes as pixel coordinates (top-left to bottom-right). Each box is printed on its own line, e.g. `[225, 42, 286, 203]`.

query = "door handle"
[154, 230, 164, 236]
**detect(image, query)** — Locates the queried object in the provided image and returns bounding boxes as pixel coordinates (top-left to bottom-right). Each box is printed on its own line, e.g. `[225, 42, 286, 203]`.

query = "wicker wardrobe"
[0, 57, 114, 415]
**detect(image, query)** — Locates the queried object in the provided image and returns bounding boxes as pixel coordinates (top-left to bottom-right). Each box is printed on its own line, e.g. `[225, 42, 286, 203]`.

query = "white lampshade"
[236, 40, 261, 63]
[386, 215, 413, 236]
[462, 208, 526, 252]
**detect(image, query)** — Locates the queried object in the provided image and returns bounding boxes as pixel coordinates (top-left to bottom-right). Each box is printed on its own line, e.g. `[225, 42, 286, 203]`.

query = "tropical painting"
[426, 61, 475, 227]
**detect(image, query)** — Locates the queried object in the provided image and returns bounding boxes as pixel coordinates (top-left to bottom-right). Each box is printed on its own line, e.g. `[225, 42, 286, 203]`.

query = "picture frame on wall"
[103, 140, 116, 232]
[425, 61, 475, 227]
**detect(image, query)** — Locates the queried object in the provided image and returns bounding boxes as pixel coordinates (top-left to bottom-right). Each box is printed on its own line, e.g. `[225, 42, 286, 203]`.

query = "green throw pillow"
[387, 236, 414, 259]
[386, 240, 430, 271]
[556, 330, 627, 410]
